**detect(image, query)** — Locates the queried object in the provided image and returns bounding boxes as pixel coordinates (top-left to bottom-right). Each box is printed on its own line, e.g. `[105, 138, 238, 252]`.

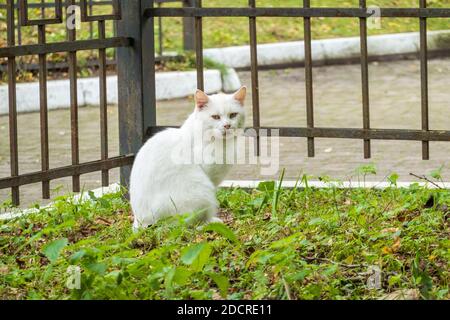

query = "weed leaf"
[42, 238, 68, 263]
[204, 223, 239, 244]
[181, 242, 212, 272]
[207, 272, 229, 297]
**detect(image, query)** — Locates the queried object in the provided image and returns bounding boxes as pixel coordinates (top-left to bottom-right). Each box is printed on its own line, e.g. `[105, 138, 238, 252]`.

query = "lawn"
[0, 173, 449, 300]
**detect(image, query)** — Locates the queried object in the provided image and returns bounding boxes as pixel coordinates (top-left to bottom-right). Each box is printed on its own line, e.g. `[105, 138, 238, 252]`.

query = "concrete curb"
[0, 69, 238, 115]
[204, 30, 450, 68]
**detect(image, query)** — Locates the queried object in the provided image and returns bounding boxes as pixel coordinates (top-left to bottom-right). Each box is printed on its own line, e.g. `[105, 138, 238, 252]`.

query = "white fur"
[130, 88, 246, 231]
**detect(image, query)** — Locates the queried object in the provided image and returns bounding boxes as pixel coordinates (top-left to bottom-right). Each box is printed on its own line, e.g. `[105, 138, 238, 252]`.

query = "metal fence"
[1, 0, 450, 206]
[0, 0, 132, 206]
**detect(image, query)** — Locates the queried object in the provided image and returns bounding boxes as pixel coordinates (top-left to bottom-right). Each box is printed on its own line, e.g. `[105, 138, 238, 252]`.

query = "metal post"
[117, 0, 156, 189]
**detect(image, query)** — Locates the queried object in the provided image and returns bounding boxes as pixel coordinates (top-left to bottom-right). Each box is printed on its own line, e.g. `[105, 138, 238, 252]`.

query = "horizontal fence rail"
[146, 7, 450, 18]
[0, 156, 135, 189]
[147, 127, 450, 142]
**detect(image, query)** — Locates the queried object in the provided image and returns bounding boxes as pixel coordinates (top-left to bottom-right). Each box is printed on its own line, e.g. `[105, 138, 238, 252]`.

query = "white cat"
[130, 86, 247, 231]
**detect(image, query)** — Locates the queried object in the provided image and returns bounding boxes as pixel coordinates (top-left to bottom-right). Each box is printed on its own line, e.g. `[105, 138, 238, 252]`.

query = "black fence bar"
[67, 1, 81, 192]
[40, 0, 45, 18]
[7, 0, 20, 206]
[157, 1, 163, 56]
[194, 0, 204, 90]
[38, 23, 50, 199]
[16, 2, 22, 46]
[147, 7, 450, 18]
[249, 0, 260, 156]
[359, 0, 371, 159]
[98, 20, 109, 186]
[303, 0, 314, 157]
[89, 0, 94, 38]
[420, 0, 430, 160]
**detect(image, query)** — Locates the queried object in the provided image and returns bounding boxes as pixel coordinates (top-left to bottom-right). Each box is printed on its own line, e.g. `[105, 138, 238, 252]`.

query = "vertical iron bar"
[194, 0, 203, 90]
[38, 24, 50, 199]
[67, 0, 80, 192]
[360, 0, 371, 158]
[89, 0, 94, 38]
[249, 0, 260, 155]
[113, 19, 118, 63]
[420, 0, 429, 160]
[7, 0, 19, 205]
[89, 0, 94, 62]
[158, 2, 163, 57]
[41, 0, 45, 18]
[16, 4, 21, 46]
[98, 20, 109, 186]
[303, 0, 314, 157]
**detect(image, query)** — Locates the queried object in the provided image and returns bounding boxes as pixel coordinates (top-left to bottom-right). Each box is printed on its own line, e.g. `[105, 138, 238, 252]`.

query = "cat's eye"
[211, 115, 221, 120]
[229, 113, 238, 119]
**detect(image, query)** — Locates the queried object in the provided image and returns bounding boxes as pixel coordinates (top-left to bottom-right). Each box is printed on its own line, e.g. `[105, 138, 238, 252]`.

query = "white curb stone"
[0, 69, 223, 115]
[204, 30, 450, 69]
[155, 69, 222, 100]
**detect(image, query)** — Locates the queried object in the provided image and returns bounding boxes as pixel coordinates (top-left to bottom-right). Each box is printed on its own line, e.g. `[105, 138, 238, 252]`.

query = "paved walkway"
[1, 58, 449, 207]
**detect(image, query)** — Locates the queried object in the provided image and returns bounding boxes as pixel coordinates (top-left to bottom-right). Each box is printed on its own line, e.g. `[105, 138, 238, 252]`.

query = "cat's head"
[193, 86, 247, 138]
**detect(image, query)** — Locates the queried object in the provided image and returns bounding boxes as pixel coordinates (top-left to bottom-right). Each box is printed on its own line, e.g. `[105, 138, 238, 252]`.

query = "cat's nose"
[224, 124, 231, 129]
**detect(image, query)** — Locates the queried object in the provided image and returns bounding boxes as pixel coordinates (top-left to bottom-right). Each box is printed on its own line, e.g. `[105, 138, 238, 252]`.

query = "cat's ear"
[233, 86, 247, 106]
[195, 89, 209, 110]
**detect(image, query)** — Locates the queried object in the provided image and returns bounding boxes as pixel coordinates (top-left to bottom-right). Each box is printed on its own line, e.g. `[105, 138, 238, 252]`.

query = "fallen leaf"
[381, 227, 399, 233]
[380, 289, 420, 300]
[382, 237, 401, 254]
[95, 217, 112, 226]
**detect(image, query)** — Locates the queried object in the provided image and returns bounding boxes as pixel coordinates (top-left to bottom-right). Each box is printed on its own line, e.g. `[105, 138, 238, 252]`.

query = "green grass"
[1, 172, 449, 300]
[158, 0, 450, 52]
